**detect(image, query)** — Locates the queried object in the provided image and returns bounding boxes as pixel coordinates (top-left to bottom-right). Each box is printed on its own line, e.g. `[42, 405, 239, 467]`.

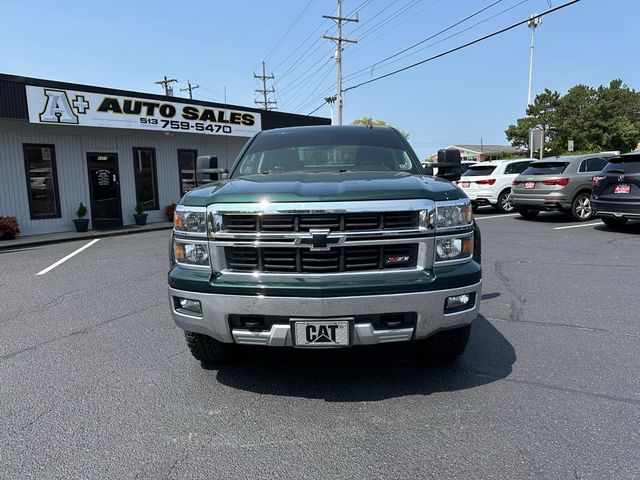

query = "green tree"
[352, 117, 410, 139]
[505, 80, 640, 155]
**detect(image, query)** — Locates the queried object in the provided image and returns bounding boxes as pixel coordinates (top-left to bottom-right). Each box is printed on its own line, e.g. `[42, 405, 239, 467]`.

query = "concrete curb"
[0, 223, 173, 251]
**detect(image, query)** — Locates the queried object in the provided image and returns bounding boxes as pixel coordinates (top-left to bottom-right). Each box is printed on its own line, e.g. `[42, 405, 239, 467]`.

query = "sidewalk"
[0, 222, 173, 251]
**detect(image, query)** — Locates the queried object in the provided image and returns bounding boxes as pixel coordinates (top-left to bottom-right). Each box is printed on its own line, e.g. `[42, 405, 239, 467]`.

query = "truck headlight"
[435, 235, 473, 262]
[174, 206, 207, 234]
[174, 241, 210, 267]
[435, 201, 473, 230]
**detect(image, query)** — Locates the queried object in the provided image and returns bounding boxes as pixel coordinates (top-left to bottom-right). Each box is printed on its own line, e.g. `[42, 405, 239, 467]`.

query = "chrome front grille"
[222, 211, 419, 233]
[207, 199, 436, 276]
[225, 244, 418, 273]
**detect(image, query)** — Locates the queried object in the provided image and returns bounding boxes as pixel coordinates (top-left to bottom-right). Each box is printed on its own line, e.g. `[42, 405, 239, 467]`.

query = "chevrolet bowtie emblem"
[296, 229, 344, 251]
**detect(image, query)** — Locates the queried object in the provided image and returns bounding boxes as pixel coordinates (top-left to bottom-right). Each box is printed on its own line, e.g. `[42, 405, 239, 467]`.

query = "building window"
[23, 144, 61, 219]
[177, 149, 198, 196]
[133, 148, 159, 210]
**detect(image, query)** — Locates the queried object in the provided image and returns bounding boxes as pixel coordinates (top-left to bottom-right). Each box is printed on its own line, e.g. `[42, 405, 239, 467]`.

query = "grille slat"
[225, 244, 418, 273]
[223, 212, 418, 233]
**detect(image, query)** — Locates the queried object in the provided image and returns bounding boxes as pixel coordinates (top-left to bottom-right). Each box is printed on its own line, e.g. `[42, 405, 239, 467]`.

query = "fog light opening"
[445, 293, 475, 313]
[175, 297, 202, 316]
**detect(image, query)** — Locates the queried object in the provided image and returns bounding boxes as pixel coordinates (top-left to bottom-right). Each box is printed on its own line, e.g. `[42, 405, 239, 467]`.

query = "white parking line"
[475, 214, 519, 220]
[36, 239, 100, 275]
[554, 221, 601, 230]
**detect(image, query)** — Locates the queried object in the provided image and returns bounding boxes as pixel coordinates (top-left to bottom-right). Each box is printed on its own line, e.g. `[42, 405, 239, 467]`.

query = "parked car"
[457, 158, 533, 213]
[591, 151, 640, 227]
[511, 153, 617, 221]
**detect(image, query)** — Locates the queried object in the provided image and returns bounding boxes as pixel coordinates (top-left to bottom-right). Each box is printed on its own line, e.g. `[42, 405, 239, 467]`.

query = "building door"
[87, 153, 122, 228]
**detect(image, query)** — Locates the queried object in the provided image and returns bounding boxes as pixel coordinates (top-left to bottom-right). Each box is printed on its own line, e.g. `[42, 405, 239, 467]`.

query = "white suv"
[457, 159, 533, 213]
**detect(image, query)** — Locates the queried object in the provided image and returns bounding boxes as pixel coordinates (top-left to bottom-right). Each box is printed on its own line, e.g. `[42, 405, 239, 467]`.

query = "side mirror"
[434, 148, 462, 183]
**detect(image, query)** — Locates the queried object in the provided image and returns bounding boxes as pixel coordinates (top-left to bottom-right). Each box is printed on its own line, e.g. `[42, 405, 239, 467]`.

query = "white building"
[0, 73, 329, 236]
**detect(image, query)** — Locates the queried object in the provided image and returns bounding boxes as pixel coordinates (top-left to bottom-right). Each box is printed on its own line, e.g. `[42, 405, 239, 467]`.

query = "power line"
[365, 0, 504, 73]
[272, 0, 371, 88]
[292, 63, 337, 113]
[343, 0, 525, 83]
[262, 0, 316, 64]
[280, 58, 334, 102]
[343, 0, 580, 93]
[306, 0, 580, 114]
[355, 0, 422, 41]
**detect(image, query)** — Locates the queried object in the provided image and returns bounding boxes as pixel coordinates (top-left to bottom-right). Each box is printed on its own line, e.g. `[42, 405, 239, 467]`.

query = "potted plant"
[73, 202, 89, 232]
[166, 202, 177, 222]
[134, 202, 148, 226]
[0, 216, 20, 240]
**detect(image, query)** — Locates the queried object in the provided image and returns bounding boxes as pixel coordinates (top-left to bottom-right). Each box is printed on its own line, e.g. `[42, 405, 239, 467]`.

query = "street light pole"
[527, 14, 542, 108]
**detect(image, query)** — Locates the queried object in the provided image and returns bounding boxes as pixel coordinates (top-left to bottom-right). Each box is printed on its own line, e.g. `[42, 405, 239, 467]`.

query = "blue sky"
[1, 0, 637, 158]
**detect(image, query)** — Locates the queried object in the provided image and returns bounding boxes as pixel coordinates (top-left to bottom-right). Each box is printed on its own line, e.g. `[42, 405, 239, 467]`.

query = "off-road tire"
[422, 324, 472, 359]
[601, 217, 628, 228]
[184, 331, 232, 367]
[518, 208, 539, 218]
[496, 189, 515, 213]
[570, 193, 593, 221]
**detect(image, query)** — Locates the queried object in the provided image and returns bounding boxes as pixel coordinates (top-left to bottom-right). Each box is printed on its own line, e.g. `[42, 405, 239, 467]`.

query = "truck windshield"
[233, 129, 421, 176]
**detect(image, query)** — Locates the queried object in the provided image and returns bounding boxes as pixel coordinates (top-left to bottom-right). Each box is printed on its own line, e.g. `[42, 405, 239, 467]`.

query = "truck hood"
[181, 171, 464, 206]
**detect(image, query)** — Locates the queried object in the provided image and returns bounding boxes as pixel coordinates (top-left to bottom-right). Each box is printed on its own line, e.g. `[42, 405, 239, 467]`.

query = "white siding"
[0, 120, 248, 236]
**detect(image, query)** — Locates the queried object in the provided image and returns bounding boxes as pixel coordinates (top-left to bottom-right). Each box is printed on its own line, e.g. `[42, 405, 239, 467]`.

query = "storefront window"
[178, 149, 197, 196]
[133, 148, 159, 210]
[23, 144, 60, 219]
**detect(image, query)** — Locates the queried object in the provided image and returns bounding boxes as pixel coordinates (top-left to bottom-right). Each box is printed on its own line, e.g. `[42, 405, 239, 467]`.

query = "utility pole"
[180, 80, 199, 100]
[323, 0, 358, 125]
[253, 61, 277, 110]
[155, 75, 178, 96]
[325, 95, 337, 124]
[527, 14, 542, 108]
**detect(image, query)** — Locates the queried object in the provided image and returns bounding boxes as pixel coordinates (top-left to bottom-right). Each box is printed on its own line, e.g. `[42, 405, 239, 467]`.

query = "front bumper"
[169, 281, 481, 347]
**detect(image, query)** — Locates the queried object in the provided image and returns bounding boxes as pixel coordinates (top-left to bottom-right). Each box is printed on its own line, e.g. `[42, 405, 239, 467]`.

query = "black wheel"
[184, 331, 233, 368]
[518, 208, 539, 218]
[570, 193, 593, 221]
[601, 217, 628, 228]
[421, 324, 471, 359]
[496, 189, 515, 213]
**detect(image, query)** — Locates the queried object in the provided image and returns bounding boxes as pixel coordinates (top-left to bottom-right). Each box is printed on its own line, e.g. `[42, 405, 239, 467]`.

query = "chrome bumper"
[168, 281, 482, 346]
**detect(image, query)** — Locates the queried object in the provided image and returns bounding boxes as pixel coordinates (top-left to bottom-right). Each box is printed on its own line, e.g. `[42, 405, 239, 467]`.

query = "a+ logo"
[72, 95, 90, 114]
[297, 229, 344, 251]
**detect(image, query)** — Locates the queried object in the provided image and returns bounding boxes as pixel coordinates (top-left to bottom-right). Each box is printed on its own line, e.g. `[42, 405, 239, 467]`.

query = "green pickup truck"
[168, 126, 482, 367]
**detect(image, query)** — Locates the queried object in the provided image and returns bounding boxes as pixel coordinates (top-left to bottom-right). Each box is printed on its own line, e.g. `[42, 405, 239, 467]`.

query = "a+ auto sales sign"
[25, 85, 261, 137]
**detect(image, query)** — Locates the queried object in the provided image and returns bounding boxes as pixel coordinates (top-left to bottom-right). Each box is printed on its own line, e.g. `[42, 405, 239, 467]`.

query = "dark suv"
[591, 152, 640, 227]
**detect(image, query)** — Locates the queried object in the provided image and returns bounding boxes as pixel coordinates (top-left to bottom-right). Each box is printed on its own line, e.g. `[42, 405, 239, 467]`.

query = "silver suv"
[511, 153, 616, 221]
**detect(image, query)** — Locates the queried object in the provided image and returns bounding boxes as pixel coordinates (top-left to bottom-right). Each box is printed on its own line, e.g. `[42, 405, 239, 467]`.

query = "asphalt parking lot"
[1, 210, 639, 479]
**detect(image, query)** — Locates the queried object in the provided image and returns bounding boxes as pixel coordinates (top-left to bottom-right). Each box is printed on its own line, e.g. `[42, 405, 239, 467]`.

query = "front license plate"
[293, 320, 350, 347]
[461, 182, 470, 188]
[615, 184, 631, 194]
[524, 182, 535, 189]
